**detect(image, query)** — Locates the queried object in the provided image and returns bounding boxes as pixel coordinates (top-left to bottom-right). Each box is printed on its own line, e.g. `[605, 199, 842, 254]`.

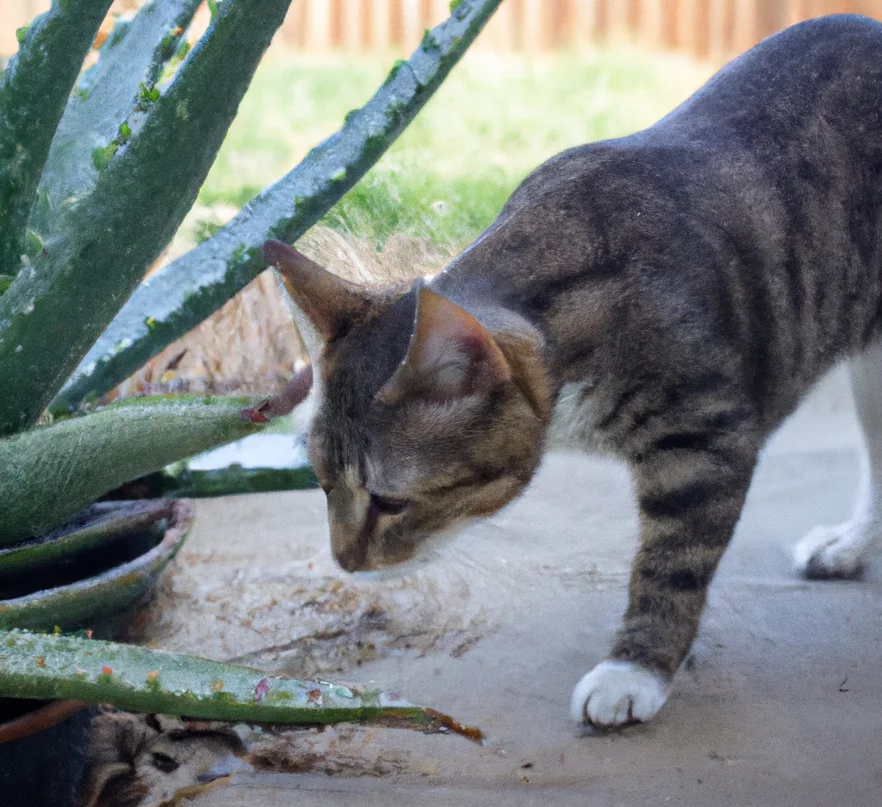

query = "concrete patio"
[135, 365, 882, 806]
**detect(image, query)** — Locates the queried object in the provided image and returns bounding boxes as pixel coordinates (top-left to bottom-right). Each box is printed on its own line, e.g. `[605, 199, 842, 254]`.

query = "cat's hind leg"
[795, 343, 882, 578]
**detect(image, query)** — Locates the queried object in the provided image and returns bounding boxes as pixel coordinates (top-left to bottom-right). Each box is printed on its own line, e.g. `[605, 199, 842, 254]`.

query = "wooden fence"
[279, 0, 882, 61]
[3, 1, 882, 63]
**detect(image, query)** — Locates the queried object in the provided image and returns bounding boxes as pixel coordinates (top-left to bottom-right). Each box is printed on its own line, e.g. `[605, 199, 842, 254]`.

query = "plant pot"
[0, 699, 96, 807]
[0, 499, 193, 633]
[0, 499, 193, 805]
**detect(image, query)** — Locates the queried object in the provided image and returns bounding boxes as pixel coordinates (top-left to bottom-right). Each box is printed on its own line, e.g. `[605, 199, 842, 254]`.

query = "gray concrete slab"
[134, 369, 882, 805]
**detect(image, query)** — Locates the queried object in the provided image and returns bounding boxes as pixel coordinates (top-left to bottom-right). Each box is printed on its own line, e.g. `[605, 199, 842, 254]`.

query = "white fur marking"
[547, 381, 613, 453]
[571, 660, 670, 727]
[289, 387, 319, 434]
[794, 521, 875, 577]
[795, 344, 882, 577]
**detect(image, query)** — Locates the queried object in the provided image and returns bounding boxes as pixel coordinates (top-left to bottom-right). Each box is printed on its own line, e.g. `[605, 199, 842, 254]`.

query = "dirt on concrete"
[131, 367, 882, 806]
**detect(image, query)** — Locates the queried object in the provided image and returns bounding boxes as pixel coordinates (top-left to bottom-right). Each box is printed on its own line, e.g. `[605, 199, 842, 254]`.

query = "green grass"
[197, 48, 711, 251]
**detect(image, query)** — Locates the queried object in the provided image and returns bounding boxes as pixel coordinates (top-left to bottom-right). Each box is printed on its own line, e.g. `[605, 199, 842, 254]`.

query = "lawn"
[127, 45, 711, 397]
[193, 45, 712, 252]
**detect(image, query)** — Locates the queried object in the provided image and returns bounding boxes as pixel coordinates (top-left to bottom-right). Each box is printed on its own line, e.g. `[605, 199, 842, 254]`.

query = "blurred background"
[1, 0, 878, 398]
[4, 1, 882, 62]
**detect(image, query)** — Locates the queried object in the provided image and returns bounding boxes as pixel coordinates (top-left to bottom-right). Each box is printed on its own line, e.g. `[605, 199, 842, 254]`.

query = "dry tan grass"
[109, 226, 453, 400]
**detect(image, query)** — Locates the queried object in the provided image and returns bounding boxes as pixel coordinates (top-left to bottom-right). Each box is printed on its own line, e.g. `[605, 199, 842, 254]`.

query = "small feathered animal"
[82, 709, 250, 807]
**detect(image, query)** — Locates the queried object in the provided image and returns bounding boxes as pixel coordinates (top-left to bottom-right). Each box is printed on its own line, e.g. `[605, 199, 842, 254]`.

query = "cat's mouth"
[333, 517, 477, 575]
[350, 552, 437, 581]
[333, 542, 414, 573]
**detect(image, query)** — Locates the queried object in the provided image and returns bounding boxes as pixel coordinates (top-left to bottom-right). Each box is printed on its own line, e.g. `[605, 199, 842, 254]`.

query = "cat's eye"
[151, 752, 180, 773]
[369, 493, 409, 516]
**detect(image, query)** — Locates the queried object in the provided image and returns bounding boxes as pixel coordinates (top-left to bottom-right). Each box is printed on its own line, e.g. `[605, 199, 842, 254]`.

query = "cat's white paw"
[570, 660, 671, 728]
[794, 522, 874, 579]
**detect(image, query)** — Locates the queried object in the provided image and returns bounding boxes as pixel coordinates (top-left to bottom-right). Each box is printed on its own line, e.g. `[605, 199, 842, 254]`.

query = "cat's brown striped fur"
[265, 15, 882, 727]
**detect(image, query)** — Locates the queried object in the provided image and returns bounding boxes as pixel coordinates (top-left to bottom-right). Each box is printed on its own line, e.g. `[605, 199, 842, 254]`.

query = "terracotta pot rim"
[0, 699, 88, 744]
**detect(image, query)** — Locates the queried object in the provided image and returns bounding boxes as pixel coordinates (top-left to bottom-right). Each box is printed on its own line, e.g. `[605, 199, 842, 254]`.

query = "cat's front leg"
[572, 439, 758, 728]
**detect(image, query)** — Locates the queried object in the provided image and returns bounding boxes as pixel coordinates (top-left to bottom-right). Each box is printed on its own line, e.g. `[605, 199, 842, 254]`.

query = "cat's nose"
[333, 544, 368, 572]
[327, 484, 372, 572]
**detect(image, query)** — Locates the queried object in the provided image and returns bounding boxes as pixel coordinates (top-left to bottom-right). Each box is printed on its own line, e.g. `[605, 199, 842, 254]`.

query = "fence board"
[606, 0, 635, 41]
[638, 0, 665, 49]
[707, 0, 731, 63]
[732, 0, 758, 54]
[341, 0, 363, 50]
[401, 0, 422, 51]
[522, 0, 548, 52]
[484, 0, 517, 49]
[430, 0, 449, 28]
[305, 0, 332, 51]
[369, 0, 392, 50]
[674, 0, 703, 58]
[570, 0, 600, 48]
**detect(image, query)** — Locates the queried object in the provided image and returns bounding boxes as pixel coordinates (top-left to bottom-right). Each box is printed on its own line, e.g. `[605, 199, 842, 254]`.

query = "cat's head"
[265, 240, 552, 572]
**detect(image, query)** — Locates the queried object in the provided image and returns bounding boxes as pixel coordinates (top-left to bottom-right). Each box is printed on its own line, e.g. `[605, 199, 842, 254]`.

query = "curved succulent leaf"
[36, 0, 202, 221]
[109, 463, 318, 500]
[0, 0, 113, 276]
[0, 396, 266, 546]
[53, 0, 504, 414]
[0, 0, 293, 436]
[0, 629, 482, 740]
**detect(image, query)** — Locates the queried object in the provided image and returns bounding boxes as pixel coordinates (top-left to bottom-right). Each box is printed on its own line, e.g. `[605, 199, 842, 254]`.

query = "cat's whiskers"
[353, 516, 480, 580]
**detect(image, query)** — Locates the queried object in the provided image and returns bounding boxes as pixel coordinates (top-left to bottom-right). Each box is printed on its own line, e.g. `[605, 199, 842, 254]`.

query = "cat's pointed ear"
[377, 285, 511, 405]
[264, 240, 366, 343]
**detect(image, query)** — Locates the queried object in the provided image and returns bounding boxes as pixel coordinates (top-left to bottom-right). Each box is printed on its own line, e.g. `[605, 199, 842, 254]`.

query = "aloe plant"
[51, 0, 503, 414]
[0, 630, 483, 740]
[0, 0, 501, 725]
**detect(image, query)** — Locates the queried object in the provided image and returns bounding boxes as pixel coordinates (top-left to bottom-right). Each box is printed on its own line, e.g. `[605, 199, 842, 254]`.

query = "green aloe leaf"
[36, 0, 202, 223]
[0, 0, 113, 275]
[107, 464, 318, 500]
[0, 629, 483, 740]
[53, 0, 504, 414]
[0, 396, 266, 546]
[0, 0, 293, 436]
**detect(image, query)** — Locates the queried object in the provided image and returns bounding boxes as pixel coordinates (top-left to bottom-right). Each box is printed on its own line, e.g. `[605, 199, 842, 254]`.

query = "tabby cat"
[264, 15, 882, 728]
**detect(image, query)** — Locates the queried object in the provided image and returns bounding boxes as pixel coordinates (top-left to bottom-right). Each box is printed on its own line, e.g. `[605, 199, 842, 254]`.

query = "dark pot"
[0, 700, 96, 807]
[0, 499, 193, 805]
[0, 499, 192, 632]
